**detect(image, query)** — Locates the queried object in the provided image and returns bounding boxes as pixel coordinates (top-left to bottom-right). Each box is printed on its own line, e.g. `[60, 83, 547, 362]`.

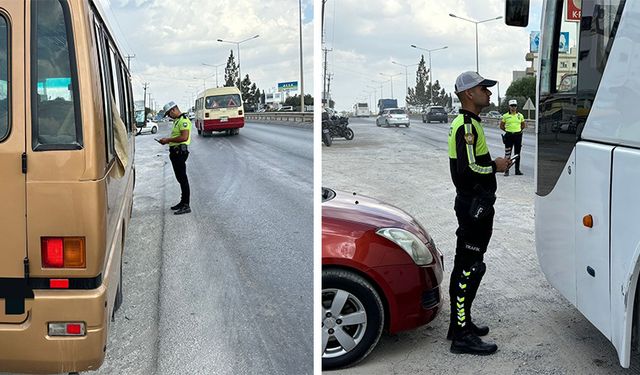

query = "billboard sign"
[530, 31, 570, 53]
[567, 0, 581, 22]
[277, 81, 298, 92]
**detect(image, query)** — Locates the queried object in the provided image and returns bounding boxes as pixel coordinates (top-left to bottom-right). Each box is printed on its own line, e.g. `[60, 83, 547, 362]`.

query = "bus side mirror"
[505, 0, 530, 27]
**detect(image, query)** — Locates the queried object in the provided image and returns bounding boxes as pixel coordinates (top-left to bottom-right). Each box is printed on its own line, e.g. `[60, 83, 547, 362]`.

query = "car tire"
[376, 121, 381, 127]
[422, 118, 426, 123]
[406, 123, 410, 127]
[151, 126, 157, 134]
[322, 269, 384, 370]
[385, 120, 389, 127]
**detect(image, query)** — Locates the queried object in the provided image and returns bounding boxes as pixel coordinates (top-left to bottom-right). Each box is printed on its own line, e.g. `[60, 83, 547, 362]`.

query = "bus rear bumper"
[0, 287, 108, 374]
[199, 118, 244, 131]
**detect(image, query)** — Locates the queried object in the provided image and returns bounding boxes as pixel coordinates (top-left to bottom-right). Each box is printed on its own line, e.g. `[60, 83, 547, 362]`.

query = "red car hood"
[323, 189, 425, 234]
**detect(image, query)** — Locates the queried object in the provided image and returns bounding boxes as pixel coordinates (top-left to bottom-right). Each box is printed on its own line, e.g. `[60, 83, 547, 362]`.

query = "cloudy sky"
[323, 0, 544, 112]
[98, 0, 313, 112]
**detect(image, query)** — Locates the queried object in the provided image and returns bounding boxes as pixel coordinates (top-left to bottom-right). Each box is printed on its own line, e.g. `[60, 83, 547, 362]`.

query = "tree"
[406, 55, 429, 106]
[284, 94, 314, 110]
[238, 75, 262, 112]
[505, 76, 536, 101]
[224, 50, 239, 88]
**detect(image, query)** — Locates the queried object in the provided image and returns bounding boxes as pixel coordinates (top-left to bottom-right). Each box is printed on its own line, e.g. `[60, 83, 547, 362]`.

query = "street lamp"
[201, 62, 225, 87]
[449, 14, 502, 73]
[410, 45, 447, 105]
[217, 34, 260, 87]
[391, 61, 419, 106]
[379, 72, 402, 100]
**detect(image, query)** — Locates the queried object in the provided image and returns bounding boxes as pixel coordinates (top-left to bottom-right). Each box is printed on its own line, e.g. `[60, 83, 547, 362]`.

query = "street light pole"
[379, 73, 402, 100]
[448, 14, 502, 73]
[202, 63, 225, 87]
[410, 45, 448, 105]
[217, 34, 260, 88]
[298, 0, 305, 111]
[392, 61, 418, 107]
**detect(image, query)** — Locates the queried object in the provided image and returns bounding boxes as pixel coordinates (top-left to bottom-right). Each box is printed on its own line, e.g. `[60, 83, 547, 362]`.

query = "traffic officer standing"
[158, 101, 192, 215]
[447, 71, 510, 355]
[500, 99, 526, 176]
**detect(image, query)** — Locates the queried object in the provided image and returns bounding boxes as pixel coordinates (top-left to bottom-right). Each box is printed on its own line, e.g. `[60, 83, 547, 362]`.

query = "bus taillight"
[41, 237, 86, 268]
[48, 322, 85, 336]
[238, 109, 243, 115]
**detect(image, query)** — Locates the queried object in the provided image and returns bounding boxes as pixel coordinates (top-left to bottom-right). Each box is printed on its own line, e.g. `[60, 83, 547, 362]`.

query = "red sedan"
[322, 188, 444, 369]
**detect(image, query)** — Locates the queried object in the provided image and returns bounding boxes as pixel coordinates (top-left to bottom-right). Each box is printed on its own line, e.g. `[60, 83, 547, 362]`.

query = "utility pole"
[327, 73, 333, 108]
[142, 82, 149, 118]
[323, 48, 332, 107]
[125, 54, 135, 70]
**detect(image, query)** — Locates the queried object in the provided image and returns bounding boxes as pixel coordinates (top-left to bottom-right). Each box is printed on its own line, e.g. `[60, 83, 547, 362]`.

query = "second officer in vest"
[159, 101, 192, 215]
[500, 99, 526, 176]
[447, 71, 510, 355]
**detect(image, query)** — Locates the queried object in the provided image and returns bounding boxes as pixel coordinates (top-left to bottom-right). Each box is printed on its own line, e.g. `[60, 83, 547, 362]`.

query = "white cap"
[508, 99, 518, 106]
[454, 71, 497, 94]
[162, 101, 178, 116]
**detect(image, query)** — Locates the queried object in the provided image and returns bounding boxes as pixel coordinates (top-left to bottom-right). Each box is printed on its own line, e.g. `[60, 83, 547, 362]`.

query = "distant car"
[376, 108, 410, 127]
[486, 111, 502, 119]
[322, 187, 444, 369]
[137, 119, 158, 135]
[422, 106, 448, 123]
[279, 106, 294, 112]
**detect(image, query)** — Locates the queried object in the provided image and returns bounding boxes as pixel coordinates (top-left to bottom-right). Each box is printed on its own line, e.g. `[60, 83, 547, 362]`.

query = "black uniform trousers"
[504, 131, 523, 172]
[449, 194, 494, 336]
[169, 146, 190, 206]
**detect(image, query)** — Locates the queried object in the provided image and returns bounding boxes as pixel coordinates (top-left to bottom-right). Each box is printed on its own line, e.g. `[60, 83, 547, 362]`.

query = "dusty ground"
[322, 117, 640, 375]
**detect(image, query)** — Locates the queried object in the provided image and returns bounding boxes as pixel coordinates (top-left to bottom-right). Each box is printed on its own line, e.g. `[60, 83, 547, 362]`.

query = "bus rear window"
[0, 15, 7, 142]
[31, 0, 82, 150]
[205, 94, 241, 109]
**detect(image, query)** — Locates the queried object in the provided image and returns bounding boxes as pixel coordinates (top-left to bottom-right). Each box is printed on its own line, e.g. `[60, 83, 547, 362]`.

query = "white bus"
[507, 0, 639, 367]
[353, 102, 370, 117]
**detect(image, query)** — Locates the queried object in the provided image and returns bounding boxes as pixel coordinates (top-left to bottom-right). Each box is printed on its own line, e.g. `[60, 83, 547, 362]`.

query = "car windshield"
[430, 108, 445, 113]
[205, 94, 241, 109]
[389, 109, 405, 114]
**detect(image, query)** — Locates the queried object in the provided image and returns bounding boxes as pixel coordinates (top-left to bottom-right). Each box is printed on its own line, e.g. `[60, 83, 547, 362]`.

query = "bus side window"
[32, 0, 82, 150]
[93, 20, 114, 162]
[0, 14, 8, 143]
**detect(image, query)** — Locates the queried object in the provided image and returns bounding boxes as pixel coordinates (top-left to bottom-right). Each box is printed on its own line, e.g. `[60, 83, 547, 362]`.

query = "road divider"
[407, 113, 536, 133]
[245, 112, 313, 129]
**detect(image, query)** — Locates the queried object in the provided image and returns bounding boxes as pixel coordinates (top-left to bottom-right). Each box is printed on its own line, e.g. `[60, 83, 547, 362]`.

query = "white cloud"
[324, 0, 543, 112]
[102, 0, 313, 111]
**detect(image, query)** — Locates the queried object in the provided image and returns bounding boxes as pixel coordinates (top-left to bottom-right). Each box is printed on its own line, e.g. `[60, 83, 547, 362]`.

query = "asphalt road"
[323, 116, 640, 374]
[96, 121, 313, 375]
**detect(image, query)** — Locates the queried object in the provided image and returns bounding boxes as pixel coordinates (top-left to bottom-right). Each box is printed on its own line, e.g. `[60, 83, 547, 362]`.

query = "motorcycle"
[327, 115, 355, 141]
[322, 121, 332, 146]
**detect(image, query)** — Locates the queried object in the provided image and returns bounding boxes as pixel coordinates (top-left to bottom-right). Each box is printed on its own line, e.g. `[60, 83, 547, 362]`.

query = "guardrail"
[407, 113, 536, 134]
[245, 112, 313, 124]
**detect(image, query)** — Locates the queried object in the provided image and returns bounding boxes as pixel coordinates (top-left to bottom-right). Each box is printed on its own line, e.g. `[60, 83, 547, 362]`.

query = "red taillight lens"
[41, 238, 64, 268]
[238, 109, 243, 115]
[41, 237, 86, 268]
[50, 279, 69, 289]
[66, 323, 82, 335]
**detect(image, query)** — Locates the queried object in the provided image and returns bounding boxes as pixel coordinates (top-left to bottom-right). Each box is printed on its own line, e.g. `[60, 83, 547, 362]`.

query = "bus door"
[0, 1, 32, 324]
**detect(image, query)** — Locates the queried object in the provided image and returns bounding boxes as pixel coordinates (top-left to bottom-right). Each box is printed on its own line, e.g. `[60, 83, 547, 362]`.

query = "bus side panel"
[610, 147, 640, 368]
[575, 142, 612, 338]
[535, 149, 576, 305]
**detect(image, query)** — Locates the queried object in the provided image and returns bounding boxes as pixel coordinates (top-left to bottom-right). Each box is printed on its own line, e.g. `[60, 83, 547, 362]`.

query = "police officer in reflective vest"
[500, 99, 526, 176]
[159, 101, 192, 215]
[447, 71, 510, 355]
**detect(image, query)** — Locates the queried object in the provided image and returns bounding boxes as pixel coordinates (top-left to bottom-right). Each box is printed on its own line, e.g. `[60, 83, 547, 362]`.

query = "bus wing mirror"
[505, 0, 530, 27]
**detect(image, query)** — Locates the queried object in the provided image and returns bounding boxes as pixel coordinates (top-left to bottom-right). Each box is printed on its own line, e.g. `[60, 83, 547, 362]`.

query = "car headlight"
[375, 228, 434, 266]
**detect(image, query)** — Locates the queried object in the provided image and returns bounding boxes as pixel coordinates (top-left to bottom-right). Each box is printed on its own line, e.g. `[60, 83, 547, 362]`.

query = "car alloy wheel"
[322, 269, 384, 370]
[151, 126, 157, 134]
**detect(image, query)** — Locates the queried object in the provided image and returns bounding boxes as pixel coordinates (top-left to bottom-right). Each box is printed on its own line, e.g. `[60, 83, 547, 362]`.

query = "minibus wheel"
[114, 259, 123, 314]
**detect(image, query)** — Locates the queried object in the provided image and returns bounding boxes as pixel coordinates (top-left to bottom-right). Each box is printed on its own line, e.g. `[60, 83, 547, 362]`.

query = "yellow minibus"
[0, 0, 135, 372]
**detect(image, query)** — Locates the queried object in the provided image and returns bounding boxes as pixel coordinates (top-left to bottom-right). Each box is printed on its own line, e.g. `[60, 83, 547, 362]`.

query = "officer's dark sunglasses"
[509, 104, 517, 107]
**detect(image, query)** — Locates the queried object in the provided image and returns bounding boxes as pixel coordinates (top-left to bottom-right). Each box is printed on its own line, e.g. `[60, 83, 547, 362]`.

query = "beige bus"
[0, 0, 135, 373]
[194, 86, 244, 136]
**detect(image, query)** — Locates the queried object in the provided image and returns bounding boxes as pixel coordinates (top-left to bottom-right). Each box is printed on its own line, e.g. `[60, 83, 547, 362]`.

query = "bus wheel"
[113, 258, 123, 316]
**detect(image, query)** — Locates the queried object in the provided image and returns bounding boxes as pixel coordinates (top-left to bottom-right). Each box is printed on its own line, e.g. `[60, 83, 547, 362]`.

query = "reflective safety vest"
[502, 112, 525, 133]
[169, 114, 192, 146]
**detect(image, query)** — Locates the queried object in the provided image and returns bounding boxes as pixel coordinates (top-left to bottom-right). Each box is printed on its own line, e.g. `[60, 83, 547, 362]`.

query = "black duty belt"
[170, 144, 188, 151]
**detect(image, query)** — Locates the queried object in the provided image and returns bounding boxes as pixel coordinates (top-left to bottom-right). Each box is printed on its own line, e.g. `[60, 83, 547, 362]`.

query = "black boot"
[174, 205, 191, 215]
[448, 261, 494, 352]
[170, 202, 185, 210]
[515, 170, 523, 175]
[450, 332, 498, 355]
